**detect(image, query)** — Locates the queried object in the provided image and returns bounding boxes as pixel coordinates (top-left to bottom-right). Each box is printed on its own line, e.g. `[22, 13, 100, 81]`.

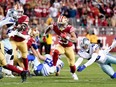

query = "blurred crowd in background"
[0, 0, 116, 43]
[0, 0, 115, 53]
[0, 0, 116, 31]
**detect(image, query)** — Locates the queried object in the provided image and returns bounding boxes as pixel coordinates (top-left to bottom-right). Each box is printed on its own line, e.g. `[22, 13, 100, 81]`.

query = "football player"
[44, 15, 78, 80]
[0, 8, 17, 76]
[0, 25, 27, 82]
[15, 34, 63, 76]
[75, 38, 116, 79]
[10, 4, 30, 71]
[28, 54, 64, 76]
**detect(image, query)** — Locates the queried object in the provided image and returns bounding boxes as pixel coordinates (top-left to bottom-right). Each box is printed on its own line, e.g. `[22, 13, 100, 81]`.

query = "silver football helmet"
[80, 38, 90, 51]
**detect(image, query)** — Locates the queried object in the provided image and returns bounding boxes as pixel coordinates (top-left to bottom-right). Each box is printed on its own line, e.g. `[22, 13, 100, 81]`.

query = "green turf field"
[0, 55, 116, 87]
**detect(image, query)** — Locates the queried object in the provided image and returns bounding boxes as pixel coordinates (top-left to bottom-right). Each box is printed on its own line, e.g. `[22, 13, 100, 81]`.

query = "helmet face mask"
[57, 23, 66, 31]
[16, 6, 24, 18]
[17, 10, 24, 18]
[57, 16, 68, 31]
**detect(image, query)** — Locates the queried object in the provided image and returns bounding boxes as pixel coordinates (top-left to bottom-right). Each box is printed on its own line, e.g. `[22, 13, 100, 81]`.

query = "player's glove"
[60, 32, 70, 40]
[77, 65, 86, 72]
[16, 23, 27, 32]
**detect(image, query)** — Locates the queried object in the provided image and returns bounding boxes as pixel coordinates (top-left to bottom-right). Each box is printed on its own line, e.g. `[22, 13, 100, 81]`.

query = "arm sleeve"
[84, 53, 98, 67]
[75, 57, 83, 68]
[32, 44, 38, 50]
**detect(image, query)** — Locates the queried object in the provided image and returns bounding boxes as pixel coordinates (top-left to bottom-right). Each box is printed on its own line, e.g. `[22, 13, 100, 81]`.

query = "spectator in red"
[23, 2, 33, 18]
[93, 16, 101, 27]
[105, 3, 113, 18]
[34, 2, 42, 17]
[41, 2, 49, 17]
[101, 17, 108, 26]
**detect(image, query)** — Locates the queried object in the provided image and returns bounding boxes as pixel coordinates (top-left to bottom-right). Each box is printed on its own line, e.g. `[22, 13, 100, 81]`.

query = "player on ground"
[15, 33, 64, 76]
[28, 54, 64, 76]
[44, 15, 78, 80]
[75, 38, 116, 79]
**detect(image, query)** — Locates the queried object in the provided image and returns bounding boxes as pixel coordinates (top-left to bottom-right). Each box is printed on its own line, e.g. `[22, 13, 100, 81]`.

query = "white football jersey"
[35, 54, 64, 76]
[78, 44, 107, 63]
[43, 54, 63, 74]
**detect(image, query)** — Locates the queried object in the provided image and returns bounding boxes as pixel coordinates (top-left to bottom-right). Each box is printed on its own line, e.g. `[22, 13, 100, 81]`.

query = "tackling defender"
[75, 38, 116, 78]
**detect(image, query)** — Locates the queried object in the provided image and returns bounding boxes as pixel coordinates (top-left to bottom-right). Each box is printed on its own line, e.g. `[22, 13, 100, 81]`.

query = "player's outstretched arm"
[77, 52, 99, 72]
[75, 57, 83, 69]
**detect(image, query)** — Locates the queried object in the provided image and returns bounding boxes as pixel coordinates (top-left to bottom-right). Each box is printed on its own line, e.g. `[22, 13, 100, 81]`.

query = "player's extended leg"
[14, 57, 25, 69]
[52, 44, 65, 66]
[65, 46, 78, 80]
[65, 47, 76, 73]
[52, 50, 59, 66]
[100, 54, 116, 78]
[99, 63, 116, 78]
[0, 48, 27, 82]
[2, 39, 14, 77]
[17, 41, 28, 70]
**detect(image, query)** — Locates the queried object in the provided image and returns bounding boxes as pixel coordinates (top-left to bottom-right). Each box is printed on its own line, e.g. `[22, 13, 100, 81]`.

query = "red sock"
[4, 64, 22, 74]
[22, 58, 28, 70]
[70, 65, 76, 73]
[52, 50, 59, 66]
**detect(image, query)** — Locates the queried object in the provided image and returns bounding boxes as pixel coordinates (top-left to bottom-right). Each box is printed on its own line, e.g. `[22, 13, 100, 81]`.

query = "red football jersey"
[11, 15, 29, 42]
[53, 24, 75, 47]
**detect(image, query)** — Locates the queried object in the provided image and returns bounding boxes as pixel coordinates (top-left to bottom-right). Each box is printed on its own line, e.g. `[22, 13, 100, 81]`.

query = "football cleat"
[21, 71, 27, 82]
[71, 73, 78, 80]
[111, 72, 116, 79]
